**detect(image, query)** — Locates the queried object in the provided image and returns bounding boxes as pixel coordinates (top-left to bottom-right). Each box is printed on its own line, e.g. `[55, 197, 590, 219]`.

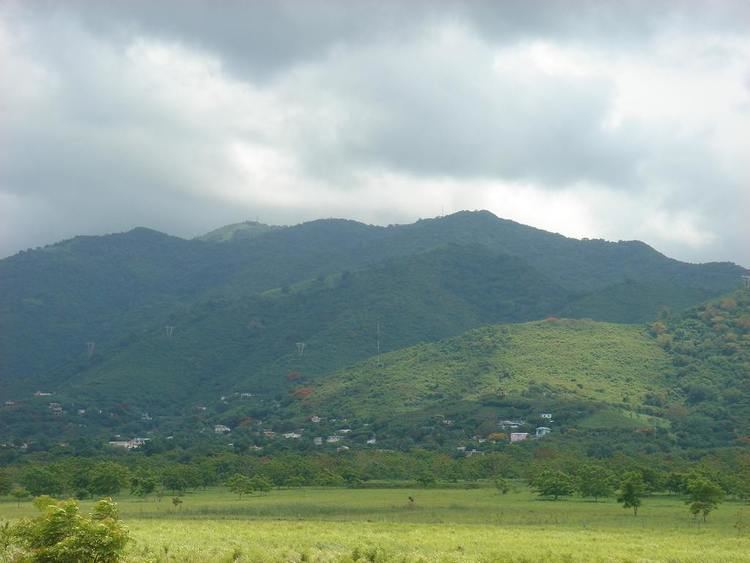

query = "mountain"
[0, 211, 746, 445]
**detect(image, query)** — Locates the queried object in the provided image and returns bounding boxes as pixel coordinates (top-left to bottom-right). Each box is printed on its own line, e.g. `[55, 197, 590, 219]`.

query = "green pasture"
[2, 486, 750, 562]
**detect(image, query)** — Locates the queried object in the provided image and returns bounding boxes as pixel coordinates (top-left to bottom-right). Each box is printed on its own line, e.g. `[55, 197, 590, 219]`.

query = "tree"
[130, 474, 157, 499]
[576, 465, 614, 501]
[686, 477, 724, 522]
[21, 467, 65, 497]
[494, 477, 510, 495]
[530, 470, 574, 500]
[11, 497, 129, 562]
[11, 486, 30, 507]
[88, 462, 129, 496]
[0, 470, 11, 496]
[617, 472, 645, 516]
[226, 474, 253, 499]
[250, 475, 272, 495]
[665, 472, 688, 495]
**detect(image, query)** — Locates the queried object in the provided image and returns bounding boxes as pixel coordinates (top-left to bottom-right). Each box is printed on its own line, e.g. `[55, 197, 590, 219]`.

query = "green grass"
[309, 319, 673, 419]
[2, 487, 749, 562]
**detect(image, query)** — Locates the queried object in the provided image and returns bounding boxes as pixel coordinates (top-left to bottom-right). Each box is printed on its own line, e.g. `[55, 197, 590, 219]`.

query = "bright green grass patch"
[578, 408, 670, 430]
[311, 319, 672, 418]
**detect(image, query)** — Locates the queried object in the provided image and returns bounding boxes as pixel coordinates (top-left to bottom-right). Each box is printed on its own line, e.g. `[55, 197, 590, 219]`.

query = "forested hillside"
[0, 211, 747, 449]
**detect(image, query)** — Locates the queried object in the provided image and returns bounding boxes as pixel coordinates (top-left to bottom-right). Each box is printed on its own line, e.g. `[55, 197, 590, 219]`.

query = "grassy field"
[3, 486, 750, 562]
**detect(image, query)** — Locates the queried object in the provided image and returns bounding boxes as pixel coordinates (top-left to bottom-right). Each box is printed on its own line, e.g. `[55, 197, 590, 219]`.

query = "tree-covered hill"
[651, 289, 750, 445]
[54, 244, 572, 409]
[0, 211, 746, 412]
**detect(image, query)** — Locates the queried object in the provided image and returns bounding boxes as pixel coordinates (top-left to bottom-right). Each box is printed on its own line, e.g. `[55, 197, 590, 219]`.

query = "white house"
[510, 432, 529, 443]
[214, 424, 231, 434]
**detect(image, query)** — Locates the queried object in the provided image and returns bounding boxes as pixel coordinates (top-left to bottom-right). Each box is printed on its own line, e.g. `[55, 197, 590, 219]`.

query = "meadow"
[3, 485, 750, 562]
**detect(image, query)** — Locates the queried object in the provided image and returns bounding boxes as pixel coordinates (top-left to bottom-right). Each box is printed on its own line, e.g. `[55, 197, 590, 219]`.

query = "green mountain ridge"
[0, 211, 748, 450]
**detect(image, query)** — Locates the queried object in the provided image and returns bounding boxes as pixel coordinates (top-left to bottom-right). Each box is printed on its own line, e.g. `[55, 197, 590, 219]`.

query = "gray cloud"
[1, 1, 749, 267]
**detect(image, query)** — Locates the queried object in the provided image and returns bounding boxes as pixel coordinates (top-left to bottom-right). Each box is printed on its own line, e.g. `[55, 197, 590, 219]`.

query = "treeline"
[1, 448, 749, 501]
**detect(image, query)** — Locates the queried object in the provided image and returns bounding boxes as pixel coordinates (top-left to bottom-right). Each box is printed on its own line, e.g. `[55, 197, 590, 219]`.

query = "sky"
[1, 1, 749, 266]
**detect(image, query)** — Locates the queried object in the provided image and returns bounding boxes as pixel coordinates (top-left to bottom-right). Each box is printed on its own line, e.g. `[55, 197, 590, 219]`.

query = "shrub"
[11, 497, 129, 562]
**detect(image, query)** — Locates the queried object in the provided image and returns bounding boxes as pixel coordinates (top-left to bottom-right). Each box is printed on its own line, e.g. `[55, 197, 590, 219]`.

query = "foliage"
[686, 477, 724, 521]
[530, 470, 574, 500]
[10, 497, 129, 562]
[617, 472, 645, 516]
[575, 465, 614, 501]
[11, 487, 30, 507]
[226, 474, 253, 498]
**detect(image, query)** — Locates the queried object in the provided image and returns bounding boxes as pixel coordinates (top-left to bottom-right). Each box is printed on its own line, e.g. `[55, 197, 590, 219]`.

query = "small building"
[214, 424, 231, 434]
[310, 415, 321, 423]
[336, 445, 350, 452]
[366, 437, 377, 445]
[499, 419, 525, 430]
[536, 426, 552, 438]
[283, 432, 302, 439]
[510, 432, 529, 443]
[262, 429, 276, 438]
[326, 435, 342, 443]
[540, 413, 553, 420]
[34, 391, 53, 397]
[240, 393, 253, 399]
[313, 437, 323, 446]
[108, 440, 131, 449]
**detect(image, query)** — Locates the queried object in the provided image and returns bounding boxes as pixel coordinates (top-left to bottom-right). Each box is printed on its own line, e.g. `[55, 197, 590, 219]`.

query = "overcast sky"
[1, 1, 749, 266]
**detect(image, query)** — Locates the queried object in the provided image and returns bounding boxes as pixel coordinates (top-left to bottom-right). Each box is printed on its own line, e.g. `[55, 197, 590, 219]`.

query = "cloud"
[0, 1, 748, 267]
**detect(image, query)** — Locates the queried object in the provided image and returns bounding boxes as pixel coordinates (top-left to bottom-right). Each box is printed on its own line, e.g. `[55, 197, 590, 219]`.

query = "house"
[510, 432, 529, 443]
[108, 437, 149, 450]
[540, 413, 553, 420]
[48, 403, 63, 415]
[535, 427, 552, 438]
[326, 435, 342, 443]
[34, 391, 53, 397]
[499, 419, 524, 430]
[108, 440, 131, 449]
[4, 400, 16, 407]
[129, 437, 149, 448]
[366, 437, 377, 445]
[262, 429, 276, 438]
[336, 428, 352, 434]
[141, 413, 152, 421]
[313, 437, 323, 446]
[240, 393, 253, 399]
[77, 409, 86, 416]
[214, 424, 231, 434]
[310, 415, 321, 423]
[336, 445, 350, 452]
[283, 432, 302, 439]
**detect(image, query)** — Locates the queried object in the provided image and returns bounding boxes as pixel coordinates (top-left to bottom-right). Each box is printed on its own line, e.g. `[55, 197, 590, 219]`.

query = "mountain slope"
[1, 211, 745, 400]
[60, 245, 572, 409]
[302, 319, 672, 421]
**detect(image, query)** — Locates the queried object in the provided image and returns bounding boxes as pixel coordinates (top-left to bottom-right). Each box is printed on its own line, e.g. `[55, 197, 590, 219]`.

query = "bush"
[10, 497, 129, 562]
